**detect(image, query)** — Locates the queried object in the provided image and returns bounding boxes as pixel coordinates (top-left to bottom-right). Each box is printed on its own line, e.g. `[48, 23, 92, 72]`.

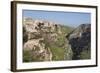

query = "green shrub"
[80, 50, 91, 59]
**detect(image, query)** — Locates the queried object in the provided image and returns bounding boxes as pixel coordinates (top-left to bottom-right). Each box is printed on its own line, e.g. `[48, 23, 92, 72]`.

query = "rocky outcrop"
[23, 17, 73, 62]
[23, 17, 90, 62]
[23, 18, 57, 61]
[66, 24, 91, 60]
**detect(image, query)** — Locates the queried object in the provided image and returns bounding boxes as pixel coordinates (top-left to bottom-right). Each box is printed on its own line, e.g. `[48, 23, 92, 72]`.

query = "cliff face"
[66, 24, 91, 60]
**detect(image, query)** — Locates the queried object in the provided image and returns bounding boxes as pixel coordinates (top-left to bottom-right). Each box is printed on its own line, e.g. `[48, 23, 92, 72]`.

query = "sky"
[23, 10, 91, 27]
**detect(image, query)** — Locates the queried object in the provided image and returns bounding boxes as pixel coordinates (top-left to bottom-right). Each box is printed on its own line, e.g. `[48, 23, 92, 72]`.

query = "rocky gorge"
[23, 17, 91, 62]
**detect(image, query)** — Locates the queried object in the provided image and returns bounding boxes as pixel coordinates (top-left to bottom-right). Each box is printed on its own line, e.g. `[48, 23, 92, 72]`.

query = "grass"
[23, 49, 44, 62]
[23, 50, 33, 62]
[80, 50, 91, 59]
[45, 25, 73, 61]
[49, 45, 65, 60]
